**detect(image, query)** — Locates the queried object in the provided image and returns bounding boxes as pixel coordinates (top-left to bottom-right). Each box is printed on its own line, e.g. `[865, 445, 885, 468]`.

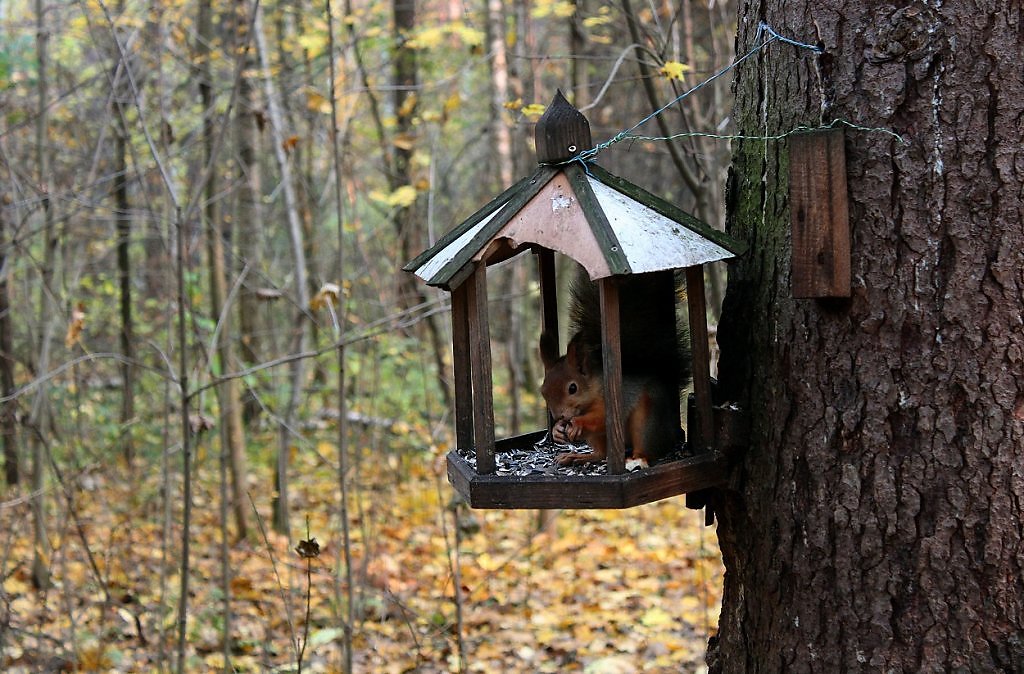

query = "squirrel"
[539, 268, 691, 468]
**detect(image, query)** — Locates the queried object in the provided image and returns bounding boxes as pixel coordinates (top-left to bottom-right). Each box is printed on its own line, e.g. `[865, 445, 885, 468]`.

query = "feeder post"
[450, 282, 474, 453]
[686, 266, 715, 451]
[466, 263, 496, 473]
[599, 277, 627, 474]
[537, 249, 558, 340]
[537, 248, 560, 434]
[653, 270, 682, 431]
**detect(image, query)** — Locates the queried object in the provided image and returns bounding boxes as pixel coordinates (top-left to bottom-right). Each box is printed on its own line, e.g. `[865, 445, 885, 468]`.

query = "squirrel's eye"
[568, 383, 578, 395]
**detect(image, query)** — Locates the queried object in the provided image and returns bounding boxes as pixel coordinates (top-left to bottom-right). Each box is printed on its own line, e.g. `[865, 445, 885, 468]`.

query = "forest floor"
[1, 438, 723, 673]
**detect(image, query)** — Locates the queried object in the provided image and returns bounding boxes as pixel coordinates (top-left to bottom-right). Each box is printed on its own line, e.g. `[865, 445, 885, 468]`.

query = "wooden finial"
[534, 90, 592, 163]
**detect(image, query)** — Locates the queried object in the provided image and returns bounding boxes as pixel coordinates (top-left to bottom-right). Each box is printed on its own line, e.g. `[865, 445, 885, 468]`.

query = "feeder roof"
[404, 161, 746, 289]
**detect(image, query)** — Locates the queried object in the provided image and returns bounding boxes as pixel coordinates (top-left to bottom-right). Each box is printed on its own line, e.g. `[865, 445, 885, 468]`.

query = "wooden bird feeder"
[404, 92, 747, 509]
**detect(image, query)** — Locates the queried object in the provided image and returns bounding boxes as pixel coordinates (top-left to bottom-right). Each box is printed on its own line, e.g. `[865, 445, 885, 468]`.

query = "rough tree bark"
[712, 1, 1024, 672]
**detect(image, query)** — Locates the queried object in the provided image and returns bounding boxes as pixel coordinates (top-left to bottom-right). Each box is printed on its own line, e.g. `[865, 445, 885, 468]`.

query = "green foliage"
[0, 32, 34, 92]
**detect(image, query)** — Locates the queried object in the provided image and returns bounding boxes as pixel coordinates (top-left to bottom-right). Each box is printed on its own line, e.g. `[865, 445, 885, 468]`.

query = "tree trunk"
[288, 0, 326, 389]
[0, 192, 17, 486]
[487, 0, 513, 189]
[325, 2, 356, 668]
[29, 0, 54, 591]
[197, 0, 240, 666]
[113, 0, 135, 465]
[255, 1, 310, 537]
[712, 2, 1024, 672]
[486, 0, 524, 435]
[199, 0, 249, 542]
[389, 0, 453, 412]
[233, 15, 263, 371]
[391, 0, 421, 310]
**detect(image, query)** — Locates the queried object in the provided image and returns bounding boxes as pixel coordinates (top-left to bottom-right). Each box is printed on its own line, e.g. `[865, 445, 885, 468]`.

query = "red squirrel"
[539, 270, 690, 468]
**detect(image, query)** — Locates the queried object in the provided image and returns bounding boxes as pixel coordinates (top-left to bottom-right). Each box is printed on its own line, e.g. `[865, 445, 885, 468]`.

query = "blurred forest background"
[0, 0, 737, 670]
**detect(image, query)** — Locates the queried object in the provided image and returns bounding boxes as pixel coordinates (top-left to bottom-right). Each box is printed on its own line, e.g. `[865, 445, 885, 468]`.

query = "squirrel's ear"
[539, 332, 559, 369]
[566, 334, 588, 376]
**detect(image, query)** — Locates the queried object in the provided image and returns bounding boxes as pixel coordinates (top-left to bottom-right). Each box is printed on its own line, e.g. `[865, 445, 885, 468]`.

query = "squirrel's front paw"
[552, 419, 582, 445]
[551, 420, 570, 444]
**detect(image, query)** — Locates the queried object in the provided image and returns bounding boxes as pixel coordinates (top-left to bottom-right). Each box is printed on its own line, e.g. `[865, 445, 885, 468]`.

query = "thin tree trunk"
[29, 0, 55, 591]
[254, 0, 310, 537]
[200, 0, 249, 544]
[487, 0, 513, 189]
[173, 205, 193, 674]
[325, 3, 354, 669]
[508, 0, 532, 179]
[296, 1, 319, 293]
[391, 0, 420, 310]
[0, 192, 16, 486]
[233, 6, 263, 380]
[486, 0, 522, 436]
[291, 1, 326, 389]
[196, 0, 238, 667]
[152, 11, 175, 670]
[569, 0, 587, 109]
[712, 2, 1024, 671]
[112, 0, 135, 465]
[389, 0, 452, 412]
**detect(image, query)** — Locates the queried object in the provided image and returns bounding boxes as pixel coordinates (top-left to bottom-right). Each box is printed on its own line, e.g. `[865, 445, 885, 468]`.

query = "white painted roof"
[410, 204, 502, 282]
[408, 165, 741, 286]
[588, 177, 734, 275]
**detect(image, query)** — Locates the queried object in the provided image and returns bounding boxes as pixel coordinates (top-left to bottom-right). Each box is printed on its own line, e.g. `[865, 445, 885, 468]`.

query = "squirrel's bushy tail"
[567, 267, 692, 389]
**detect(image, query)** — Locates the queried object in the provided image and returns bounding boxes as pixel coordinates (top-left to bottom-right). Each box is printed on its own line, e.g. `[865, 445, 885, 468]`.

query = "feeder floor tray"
[447, 430, 727, 509]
